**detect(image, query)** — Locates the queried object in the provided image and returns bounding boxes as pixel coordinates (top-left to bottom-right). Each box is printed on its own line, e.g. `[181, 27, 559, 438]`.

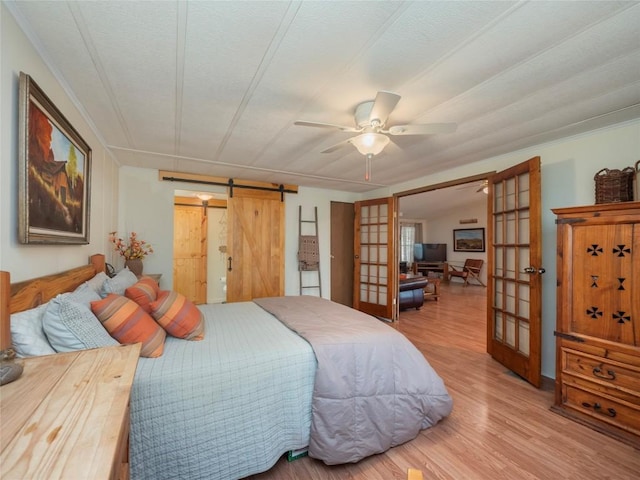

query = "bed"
[0, 254, 453, 480]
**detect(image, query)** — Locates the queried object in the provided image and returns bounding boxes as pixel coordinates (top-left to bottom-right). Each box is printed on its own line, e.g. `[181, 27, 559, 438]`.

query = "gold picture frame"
[18, 72, 91, 244]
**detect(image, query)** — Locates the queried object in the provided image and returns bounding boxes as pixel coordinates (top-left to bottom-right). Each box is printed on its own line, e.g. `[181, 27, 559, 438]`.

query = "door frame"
[394, 171, 494, 320]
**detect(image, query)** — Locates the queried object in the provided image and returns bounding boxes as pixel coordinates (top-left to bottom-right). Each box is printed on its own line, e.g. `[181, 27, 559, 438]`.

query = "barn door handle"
[227, 256, 232, 272]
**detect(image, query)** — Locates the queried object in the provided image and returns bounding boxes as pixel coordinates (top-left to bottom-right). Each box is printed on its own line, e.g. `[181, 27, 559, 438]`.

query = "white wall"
[0, 5, 119, 281]
[206, 206, 227, 303]
[118, 166, 359, 296]
[424, 199, 488, 285]
[366, 119, 640, 379]
[284, 187, 359, 297]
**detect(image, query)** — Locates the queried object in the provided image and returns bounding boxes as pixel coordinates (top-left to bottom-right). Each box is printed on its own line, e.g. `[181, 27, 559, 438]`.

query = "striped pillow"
[91, 294, 166, 357]
[125, 277, 160, 313]
[150, 290, 204, 340]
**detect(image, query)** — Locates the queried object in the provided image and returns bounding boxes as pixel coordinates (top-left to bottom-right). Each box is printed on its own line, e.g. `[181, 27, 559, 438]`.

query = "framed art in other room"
[453, 228, 485, 252]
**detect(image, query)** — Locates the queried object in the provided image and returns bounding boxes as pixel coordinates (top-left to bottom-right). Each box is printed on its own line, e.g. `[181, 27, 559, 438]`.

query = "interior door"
[226, 188, 284, 302]
[353, 197, 396, 320]
[330, 201, 355, 307]
[173, 199, 208, 304]
[487, 156, 543, 387]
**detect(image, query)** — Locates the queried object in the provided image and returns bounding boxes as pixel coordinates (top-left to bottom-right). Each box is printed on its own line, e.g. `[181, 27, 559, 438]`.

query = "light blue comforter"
[130, 302, 316, 480]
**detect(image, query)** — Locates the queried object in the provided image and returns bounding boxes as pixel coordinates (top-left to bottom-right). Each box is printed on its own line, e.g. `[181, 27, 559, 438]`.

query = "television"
[413, 243, 447, 263]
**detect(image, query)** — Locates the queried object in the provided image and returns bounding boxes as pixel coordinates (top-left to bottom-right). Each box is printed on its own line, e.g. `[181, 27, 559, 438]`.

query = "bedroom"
[1, 1, 639, 479]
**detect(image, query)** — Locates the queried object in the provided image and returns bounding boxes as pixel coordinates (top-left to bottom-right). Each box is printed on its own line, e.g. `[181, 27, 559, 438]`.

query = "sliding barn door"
[353, 197, 396, 320]
[226, 189, 284, 302]
[487, 156, 543, 387]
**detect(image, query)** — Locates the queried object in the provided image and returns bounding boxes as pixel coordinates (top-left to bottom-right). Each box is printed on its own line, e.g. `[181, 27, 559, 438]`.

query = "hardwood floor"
[247, 283, 640, 479]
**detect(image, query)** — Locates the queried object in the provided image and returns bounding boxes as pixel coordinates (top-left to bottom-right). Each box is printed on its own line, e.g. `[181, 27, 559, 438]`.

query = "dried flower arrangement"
[108, 231, 153, 260]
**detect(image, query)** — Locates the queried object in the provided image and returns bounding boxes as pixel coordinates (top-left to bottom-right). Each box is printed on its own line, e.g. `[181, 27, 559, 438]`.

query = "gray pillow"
[69, 282, 102, 305]
[43, 298, 119, 352]
[86, 272, 109, 294]
[101, 268, 138, 297]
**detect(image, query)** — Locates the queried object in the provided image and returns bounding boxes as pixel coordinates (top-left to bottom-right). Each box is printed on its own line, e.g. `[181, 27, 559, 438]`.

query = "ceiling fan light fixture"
[350, 132, 389, 156]
[482, 185, 489, 194]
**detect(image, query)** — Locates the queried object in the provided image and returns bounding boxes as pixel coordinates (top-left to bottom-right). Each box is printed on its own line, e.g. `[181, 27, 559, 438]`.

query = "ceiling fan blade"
[321, 138, 353, 154]
[369, 91, 401, 126]
[476, 180, 489, 192]
[386, 123, 457, 135]
[294, 120, 359, 132]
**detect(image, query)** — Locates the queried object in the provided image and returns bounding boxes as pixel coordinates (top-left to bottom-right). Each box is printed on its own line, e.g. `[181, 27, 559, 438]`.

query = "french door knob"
[524, 266, 545, 274]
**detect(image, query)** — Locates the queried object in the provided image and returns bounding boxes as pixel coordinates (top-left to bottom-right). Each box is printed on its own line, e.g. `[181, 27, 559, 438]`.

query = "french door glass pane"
[505, 316, 516, 347]
[362, 206, 370, 223]
[518, 212, 530, 244]
[494, 311, 503, 339]
[505, 281, 516, 313]
[506, 212, 516, 244]
[518, 247, 530, 282]
[518, 322, 530, 356]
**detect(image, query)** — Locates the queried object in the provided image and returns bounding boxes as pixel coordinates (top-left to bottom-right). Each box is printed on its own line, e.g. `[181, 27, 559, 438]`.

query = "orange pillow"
[150, 290, 204, 340]
[91, 294, 166, 357]
[125, 277, 160, 313]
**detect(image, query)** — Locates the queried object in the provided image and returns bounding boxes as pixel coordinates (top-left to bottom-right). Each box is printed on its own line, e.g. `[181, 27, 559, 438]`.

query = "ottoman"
[399, 276, 428, 310]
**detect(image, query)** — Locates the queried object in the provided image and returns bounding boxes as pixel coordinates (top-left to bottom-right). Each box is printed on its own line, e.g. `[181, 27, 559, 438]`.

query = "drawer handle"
[592, 366, 616, 381]
[581, 401, 617, 418]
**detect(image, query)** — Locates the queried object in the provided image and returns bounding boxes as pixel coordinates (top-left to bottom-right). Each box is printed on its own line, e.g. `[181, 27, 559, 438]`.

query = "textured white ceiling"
[7, 0, 640, 198]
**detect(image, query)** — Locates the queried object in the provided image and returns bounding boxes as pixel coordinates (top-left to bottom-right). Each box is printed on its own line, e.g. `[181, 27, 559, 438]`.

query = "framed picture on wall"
[453, 228, 485, 252]
[18, 72, 92, 244]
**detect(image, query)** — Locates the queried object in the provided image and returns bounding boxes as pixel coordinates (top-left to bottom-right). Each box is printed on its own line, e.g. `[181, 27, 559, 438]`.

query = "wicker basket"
[594, 167, 635, 204]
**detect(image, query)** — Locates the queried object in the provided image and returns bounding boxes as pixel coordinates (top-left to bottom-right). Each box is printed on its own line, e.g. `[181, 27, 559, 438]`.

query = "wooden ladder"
[298, 206, 322, 296]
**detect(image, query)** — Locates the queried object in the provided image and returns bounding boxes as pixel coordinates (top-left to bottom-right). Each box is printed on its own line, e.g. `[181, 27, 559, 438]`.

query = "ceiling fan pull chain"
[365, 153, 372, 181]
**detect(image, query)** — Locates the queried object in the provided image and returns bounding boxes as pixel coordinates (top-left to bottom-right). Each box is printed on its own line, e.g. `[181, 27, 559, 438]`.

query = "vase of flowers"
[109, 231, 153, 276]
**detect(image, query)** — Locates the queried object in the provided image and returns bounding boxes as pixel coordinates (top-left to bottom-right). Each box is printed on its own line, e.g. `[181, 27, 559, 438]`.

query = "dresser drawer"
[562, 348, 640, 395]
[562, 383, 640, 435]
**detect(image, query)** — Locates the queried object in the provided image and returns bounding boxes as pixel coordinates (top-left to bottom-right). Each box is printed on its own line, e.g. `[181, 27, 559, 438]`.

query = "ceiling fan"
[456, 180, 489, 194]
[294, 91, 457, 180]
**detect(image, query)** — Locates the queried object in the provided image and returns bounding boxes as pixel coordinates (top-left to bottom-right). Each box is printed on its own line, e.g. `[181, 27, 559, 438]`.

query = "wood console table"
[1, 344, 140, 480]
[413, 262, 448, 280]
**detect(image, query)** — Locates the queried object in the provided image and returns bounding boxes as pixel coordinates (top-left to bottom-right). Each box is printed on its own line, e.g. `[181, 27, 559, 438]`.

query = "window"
[400, 223, 416, 264]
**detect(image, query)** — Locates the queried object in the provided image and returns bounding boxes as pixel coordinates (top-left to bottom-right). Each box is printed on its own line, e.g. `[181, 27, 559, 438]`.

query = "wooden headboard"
[0, 254, 105, 352]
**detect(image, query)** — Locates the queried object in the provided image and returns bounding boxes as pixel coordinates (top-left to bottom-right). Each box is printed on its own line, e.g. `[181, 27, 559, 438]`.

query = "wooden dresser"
[1, 344, 140, 479]
[552, 202, 639, 448]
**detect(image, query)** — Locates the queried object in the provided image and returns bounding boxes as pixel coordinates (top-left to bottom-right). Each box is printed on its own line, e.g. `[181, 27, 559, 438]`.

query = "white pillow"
[43, 298, 119, 352]
[10, 303, 57, 357]
[86, 272, 109, 294]
[101, 267, 138, 297]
